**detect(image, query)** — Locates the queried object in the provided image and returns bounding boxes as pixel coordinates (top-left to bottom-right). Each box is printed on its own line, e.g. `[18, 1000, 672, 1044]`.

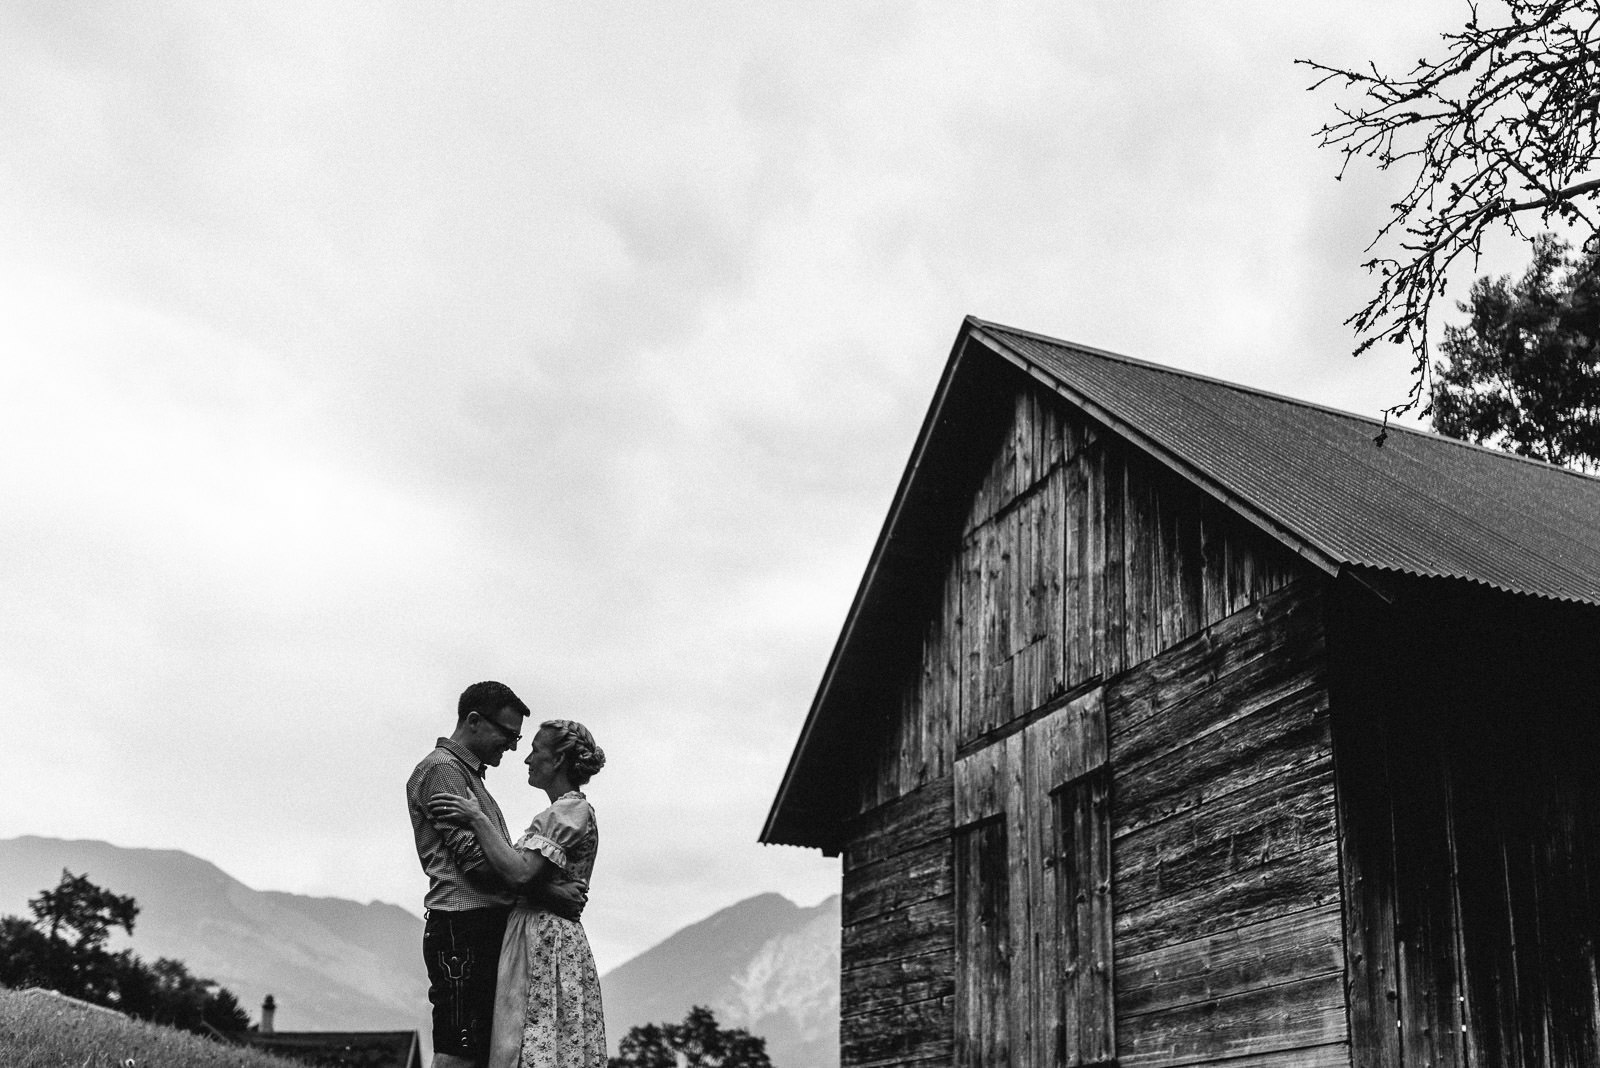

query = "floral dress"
[487, 791, 605, 1068]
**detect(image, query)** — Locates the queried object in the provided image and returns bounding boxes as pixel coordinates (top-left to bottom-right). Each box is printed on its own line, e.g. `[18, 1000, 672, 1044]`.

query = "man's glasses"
[475, 712, 522, 746]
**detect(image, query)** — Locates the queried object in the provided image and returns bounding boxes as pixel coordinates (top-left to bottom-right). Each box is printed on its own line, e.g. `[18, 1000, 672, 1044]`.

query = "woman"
[431, 719, 607, 1068]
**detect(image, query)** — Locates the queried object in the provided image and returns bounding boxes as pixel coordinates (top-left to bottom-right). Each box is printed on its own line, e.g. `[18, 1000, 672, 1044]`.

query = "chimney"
[261, 994, 276, 1034]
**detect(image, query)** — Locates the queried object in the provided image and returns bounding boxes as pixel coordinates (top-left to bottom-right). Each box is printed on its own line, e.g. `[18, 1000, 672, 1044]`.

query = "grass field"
[0, 987, 301, 1068]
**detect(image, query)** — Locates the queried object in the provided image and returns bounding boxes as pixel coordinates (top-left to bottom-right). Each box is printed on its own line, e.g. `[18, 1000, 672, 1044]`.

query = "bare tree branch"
[1301, 0, 1600, 416]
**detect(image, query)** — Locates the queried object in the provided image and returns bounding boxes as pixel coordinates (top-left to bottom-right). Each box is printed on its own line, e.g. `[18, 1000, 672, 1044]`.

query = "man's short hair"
[457, 680, 530, 722]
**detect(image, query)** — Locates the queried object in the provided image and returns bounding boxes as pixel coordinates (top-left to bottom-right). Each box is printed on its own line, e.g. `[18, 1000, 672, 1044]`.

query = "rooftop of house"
[240, 1028, 422, 1068]
[761, 316, 1600, 850]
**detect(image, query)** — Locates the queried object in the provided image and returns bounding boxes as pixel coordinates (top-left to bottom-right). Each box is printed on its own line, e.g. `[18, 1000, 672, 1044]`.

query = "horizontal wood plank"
[1113, 683, 1331, 841]
[843, 895, 955, 969]
[1115, 839, 1341, 959]
[1116, 765, 1338, 916]
[1117, 972, 1347, 1067]
[844, 777, 953, 871]
[843, 948, 954, 1016]
[1109, 579, 1323, 754]
[843, 836, 952, 926]
[842, 994, 954, 1067]
[1144, 1042, 1351, 1068]
[1117, 904, 1344, 1017]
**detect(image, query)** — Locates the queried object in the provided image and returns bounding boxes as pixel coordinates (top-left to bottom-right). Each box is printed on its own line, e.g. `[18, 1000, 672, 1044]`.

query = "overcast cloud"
[1, 1, 1500, 971]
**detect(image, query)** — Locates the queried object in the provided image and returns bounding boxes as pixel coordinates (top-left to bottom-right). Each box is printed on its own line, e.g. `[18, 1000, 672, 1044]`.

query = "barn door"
[954, 687, 1114, 1068]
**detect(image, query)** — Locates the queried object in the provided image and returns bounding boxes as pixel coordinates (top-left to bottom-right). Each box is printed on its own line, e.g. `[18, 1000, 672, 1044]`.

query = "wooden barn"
[761, 318, 1600, 1068]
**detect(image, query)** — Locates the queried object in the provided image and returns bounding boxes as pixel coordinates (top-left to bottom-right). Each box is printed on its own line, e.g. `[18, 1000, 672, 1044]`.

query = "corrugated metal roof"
[973, 318, 1600, 606]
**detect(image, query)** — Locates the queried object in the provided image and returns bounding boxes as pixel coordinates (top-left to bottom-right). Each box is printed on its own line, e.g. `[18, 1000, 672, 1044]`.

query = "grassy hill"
[0, 986, 299, 1068]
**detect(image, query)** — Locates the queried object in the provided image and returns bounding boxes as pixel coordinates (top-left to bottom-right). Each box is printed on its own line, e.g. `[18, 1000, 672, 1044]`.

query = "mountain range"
[0, 836, 427, 1036]
[0, 837, 839, 1068]
[602, 891, 840, 1068]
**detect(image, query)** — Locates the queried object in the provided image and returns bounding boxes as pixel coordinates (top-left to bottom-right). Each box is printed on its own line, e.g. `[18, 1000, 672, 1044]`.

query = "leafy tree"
[0, 869, 138, 1001]
[1302, 1, 1600, 414]
[610, 1006, 773, 1068]
[1431, 232, 1600, 468]
[113, 954, 253, 1033]
[30, 868, 138, 950]
[0, 870, 252, 1035]
[0, 913, 55, 990]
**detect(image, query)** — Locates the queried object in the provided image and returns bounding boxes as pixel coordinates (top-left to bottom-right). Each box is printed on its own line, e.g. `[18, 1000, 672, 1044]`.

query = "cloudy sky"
[2, 1, 1501, 973]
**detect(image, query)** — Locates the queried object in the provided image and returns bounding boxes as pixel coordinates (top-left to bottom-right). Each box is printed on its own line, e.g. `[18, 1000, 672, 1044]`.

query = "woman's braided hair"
[541, 719, 606, 786]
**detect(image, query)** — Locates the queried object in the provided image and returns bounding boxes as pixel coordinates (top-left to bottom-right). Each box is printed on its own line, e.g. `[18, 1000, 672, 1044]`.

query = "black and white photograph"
[3, 4, 1600, 1068]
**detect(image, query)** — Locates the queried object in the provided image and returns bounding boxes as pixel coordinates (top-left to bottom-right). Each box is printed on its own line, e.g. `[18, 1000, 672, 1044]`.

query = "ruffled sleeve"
[514, 799, 592, 876]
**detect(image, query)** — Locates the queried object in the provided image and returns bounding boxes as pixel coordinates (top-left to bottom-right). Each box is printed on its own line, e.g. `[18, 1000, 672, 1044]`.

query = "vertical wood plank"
[894, 682, 916, 799]
[1102, 449, 1127, 679]
[954, 742, 1005, 828]
[1200, 508, 1227, 629]
[1013, 491, 1035, 716]
[1005, 729, 1033, 1066]
[1016, 390, 1036, 493]
[1056, 767, 1115, 1065]
[1045, 467, 1066, 703]
[937, 553, 962, 781]
[1028, 713, 1057, 1068]
[1040, 388, 1064, 474]
[1002, 393, 1020, 508]
[1440, 765, 1481, 1068]
[1391, 736, 1466, 1068]
[961, 533, 984, 745]
[1123, 454, 1155, 668]
[1152, 479, 1178, 652]
[918, 614, 939, 790]
[1175, 495, 1204, 641]
[1084, 769, 1115, 1063]
[993, 511, 1016, 733]
[1229, 526, 1258, 616]
[956, 817, 1011, 1068]
[1332, 648, 1403, 1068]
[1084, 431, 1107, 686]
[1049, 785, 1075, 1068]
[1063, 440, 1088, 690]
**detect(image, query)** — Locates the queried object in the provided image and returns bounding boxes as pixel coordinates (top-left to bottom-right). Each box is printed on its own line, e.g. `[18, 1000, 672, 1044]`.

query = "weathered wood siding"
[842, 779, 956, 1068]
[840, 379, 1325, 1068]
[1108, 578, 1346, 1067]
[858, 384, 1303, 815]
[1332, 581, 1600, 1068]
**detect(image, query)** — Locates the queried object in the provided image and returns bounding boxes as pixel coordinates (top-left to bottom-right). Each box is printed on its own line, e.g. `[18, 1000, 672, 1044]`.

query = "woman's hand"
[429, 791, 486, 828]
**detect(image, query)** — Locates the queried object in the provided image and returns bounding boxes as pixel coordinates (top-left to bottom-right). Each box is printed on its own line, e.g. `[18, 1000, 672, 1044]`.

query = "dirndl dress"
[487, 792, 605, 1068]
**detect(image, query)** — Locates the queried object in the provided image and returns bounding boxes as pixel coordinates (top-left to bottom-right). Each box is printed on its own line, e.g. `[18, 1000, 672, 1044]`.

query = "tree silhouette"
[30, 868, 138, 951]
[0, 869, 250, 1035]
[610, 1006, 772, 1068]
[1432, 233, 1600, 469]
[1302, 1, 1600, 416]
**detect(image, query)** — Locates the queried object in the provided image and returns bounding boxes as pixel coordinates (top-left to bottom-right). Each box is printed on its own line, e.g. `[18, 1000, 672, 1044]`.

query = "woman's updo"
[541, 719, 606, 786]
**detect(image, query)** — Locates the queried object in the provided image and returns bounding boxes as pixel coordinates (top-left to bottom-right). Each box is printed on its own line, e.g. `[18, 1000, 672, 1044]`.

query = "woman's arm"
[429, 792, 553, 891]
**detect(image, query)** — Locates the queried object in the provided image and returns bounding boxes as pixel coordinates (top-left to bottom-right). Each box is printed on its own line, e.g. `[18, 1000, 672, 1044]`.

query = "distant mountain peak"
[601, 892, 840, 1068]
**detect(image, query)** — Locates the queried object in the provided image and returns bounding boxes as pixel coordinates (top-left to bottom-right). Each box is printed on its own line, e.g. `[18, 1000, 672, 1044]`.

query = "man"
[407, 680, 586, 1068]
